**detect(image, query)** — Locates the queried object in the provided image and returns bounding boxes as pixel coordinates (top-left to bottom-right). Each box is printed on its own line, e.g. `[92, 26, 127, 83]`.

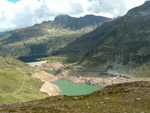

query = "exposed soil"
[31, 61, 150, 96]
[40, 82, 60, 96]
[32, 71, 60, 96]
[32, 71, 57, 82]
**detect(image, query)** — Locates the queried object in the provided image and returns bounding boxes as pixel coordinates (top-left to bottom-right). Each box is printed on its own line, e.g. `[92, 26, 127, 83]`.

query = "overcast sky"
[0, 0, 146, 32]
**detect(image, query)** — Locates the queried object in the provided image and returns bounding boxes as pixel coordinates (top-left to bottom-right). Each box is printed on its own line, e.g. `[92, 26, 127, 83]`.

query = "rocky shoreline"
[32, 71, 60, 96]
[32, 70, 150, 97]
[30, 61, 150, 96]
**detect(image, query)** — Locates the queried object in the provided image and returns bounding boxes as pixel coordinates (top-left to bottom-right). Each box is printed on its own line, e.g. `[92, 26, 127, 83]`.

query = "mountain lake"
[52, 79, 103, 96]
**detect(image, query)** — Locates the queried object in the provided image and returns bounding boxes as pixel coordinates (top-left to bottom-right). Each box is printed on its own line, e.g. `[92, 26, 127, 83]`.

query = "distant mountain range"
[56, 1, 150, 77]
[1, 1, 150, 77]
[0, 15, 111, 62]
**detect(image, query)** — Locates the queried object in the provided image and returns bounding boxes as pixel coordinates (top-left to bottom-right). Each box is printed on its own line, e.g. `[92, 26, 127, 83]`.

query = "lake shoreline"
[32, 70, 150, 97]
[52, 79, 102, 96]
[32, 71, 60, 96]
[30, 61, 150, 96]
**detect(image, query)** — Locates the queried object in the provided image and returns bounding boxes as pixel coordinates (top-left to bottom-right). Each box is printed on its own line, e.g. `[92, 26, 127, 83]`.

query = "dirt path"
[12, 75, 26, 95]
[4, 71, 26, 97]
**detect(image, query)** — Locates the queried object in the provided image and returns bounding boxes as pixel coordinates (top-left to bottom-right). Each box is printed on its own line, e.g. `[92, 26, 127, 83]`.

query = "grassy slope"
[0, 26, 87, 58]
[1, 81, 150, 112]
[0, 57, 48, 104]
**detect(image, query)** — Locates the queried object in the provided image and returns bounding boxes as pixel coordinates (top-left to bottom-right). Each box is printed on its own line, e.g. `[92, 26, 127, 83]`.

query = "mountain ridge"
[0, 14, 111, 61]
[53, 14, 111, 30]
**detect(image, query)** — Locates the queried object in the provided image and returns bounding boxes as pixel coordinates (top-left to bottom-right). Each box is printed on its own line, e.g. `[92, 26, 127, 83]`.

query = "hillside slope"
[57, 1, 150, 77]
[1, 81, 150, 112]
[0, 57, 48, 104]
[0, 15, 111, 62]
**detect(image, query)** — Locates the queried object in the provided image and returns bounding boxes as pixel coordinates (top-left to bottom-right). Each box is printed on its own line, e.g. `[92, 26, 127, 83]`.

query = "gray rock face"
[53, 14, 112, 30]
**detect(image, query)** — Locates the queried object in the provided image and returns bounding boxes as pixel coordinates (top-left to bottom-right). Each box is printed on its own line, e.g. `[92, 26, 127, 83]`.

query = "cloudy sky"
[0, 0, 146, 32]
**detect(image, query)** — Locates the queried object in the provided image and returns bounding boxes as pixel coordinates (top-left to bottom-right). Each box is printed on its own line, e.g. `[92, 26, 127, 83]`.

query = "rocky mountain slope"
[57, 1, 150, 77]
[0, 15, 111, 62]
[1, 81, 150, 113]
[53, 15, 111, 30]
[0, 57, 48, 104]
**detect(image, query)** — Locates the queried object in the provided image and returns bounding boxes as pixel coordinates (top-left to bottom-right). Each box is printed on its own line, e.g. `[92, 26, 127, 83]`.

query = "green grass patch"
[0, 57, 48, 105]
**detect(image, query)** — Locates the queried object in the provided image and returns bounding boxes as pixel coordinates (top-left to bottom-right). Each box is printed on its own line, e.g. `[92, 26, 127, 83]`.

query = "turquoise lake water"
[52, 79, 103, 96]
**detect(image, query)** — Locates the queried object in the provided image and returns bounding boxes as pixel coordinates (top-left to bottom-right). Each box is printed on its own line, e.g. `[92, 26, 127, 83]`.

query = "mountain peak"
[54, 14, 71, 21]
[53, 14, 112, 30]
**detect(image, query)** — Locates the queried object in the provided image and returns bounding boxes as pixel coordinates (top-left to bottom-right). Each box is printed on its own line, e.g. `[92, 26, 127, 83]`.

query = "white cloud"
[0, 0, 147, 32]
[87, 0, 146, 17]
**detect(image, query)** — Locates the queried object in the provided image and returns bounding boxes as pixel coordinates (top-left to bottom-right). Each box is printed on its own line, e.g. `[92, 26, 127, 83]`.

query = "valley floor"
[29, 61, 150, 96]
[1, 60, 150, 112]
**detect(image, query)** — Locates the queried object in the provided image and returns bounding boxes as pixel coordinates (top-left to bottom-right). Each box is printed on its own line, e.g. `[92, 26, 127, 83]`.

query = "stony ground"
[1, 81, 150, 113]
[32, 71, 60, 96]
